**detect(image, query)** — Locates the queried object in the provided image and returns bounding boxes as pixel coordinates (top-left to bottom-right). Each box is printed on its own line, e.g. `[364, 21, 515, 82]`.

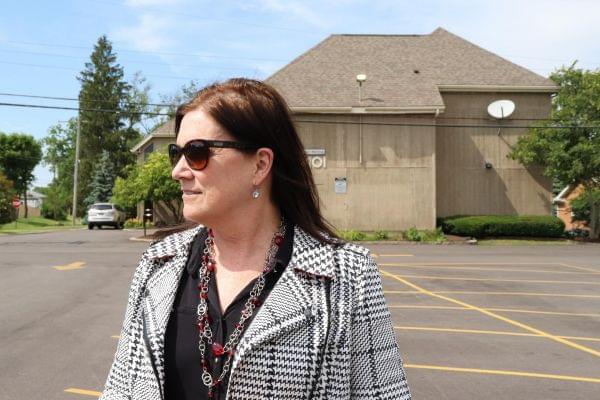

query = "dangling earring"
[252, 186, 260, 199]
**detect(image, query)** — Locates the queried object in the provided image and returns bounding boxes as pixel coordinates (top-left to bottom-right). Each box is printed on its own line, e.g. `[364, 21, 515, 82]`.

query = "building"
[132, 28, 558, 230]
[553, 184, 590, 231]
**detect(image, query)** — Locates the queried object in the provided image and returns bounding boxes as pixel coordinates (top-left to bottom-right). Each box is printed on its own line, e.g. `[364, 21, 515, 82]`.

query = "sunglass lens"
[185, 141, 209, 170]
[168, 144, 182, 166]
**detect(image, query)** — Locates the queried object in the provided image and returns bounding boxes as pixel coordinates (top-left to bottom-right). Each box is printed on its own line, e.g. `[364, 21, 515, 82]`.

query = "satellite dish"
[487, 99, 515, 119]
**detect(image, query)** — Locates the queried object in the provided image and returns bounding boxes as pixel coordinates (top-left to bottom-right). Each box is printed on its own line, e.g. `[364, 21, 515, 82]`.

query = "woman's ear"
[252, 147, 274, 186]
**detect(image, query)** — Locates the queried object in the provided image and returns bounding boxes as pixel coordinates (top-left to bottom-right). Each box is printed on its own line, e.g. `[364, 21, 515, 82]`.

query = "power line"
[5, 40, 289, 62]
[0, 60, 250, 81]
[2, 101, 598, 129]
[0, 102, 169, 116]
[293, 119, 599, 130]
[3, 92, 600, 124]
[0, 92, 174, 108]
[0, 48, 265, 71]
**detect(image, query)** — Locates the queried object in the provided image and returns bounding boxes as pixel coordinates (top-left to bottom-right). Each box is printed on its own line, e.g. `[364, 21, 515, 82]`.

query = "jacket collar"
[146, 224, 336, 279]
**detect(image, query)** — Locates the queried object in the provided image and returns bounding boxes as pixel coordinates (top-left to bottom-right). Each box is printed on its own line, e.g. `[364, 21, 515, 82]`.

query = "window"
[144, 143, 154, 160]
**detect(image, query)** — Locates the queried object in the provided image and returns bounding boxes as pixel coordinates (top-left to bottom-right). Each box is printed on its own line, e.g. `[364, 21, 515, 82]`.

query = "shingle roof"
[266, 28, 557, 109]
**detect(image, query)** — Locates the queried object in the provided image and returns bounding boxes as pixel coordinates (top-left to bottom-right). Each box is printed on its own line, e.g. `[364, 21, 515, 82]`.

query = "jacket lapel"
[142, 225, 204, 385]
[231, 225, 336, 373]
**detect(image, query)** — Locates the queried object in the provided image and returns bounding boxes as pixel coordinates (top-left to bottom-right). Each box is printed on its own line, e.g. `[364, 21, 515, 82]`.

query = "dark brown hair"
[154, 78, 341, 246]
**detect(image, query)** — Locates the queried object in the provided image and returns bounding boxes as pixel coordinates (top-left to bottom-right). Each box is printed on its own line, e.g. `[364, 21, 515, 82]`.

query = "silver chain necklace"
[197, 219, 286, 398]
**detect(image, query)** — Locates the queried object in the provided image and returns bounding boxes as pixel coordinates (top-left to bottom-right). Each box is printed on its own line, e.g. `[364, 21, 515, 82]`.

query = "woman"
[100, 78, 411, 400]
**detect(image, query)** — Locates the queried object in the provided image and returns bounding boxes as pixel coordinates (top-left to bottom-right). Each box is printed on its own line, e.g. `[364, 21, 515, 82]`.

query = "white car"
[87, 203, 126, 229]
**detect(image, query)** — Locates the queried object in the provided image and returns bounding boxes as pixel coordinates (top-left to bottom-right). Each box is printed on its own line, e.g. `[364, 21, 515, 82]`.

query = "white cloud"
[113, 13, 174, 52]
[257, 0, 331, 29]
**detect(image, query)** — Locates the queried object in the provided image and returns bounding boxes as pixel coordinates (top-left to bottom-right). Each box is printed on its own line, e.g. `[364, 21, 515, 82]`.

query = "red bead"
[205, 314, 213, 323]
[212, 342, 224, 356]
[207, 262, 215, 272]
[208, 390, 213, 398]
[200, 293, 208, 299]
[208, 228, 214, 237]
[251, 297, 261, 306]
[198, 322, 204, 331]
[202, 254, 209, 263]
[274, 234, 284, 246]
[235, 323, 242, 329]
[201, 359, 207, 368]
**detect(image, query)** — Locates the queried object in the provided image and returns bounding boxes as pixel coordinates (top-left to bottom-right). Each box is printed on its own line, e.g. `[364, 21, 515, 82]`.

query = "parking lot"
[0, 230, 599, 399]
[371, 243, 600, 399]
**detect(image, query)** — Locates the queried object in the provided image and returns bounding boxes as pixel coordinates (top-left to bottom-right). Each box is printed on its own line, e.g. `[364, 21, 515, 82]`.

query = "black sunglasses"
[168, 139, 257, 171]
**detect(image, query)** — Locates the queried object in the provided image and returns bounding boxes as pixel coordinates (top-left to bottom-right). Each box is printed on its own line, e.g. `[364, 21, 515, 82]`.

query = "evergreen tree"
[77, 35, 140, 215]
[84, 150, 116, 207]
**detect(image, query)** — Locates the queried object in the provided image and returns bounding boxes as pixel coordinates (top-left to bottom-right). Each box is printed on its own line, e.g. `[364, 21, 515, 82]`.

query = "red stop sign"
[12, 199, 21, 208]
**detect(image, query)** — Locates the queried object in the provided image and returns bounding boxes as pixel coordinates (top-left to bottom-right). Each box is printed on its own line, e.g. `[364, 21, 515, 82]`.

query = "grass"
[337, 229, 447, 243]
[0, 216, 84, 234]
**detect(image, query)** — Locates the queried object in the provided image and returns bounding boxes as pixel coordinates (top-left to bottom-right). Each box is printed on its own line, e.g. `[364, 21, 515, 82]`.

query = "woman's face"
[171, 108, 257, 225]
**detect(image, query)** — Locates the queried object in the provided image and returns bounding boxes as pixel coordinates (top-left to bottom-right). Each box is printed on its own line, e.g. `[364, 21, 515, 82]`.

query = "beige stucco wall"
[293, 113, 436, 231]
[436, 92, 553, 217]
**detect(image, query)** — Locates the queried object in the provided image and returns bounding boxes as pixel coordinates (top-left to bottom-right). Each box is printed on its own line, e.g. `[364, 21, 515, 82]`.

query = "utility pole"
[72, 99, 81, 226]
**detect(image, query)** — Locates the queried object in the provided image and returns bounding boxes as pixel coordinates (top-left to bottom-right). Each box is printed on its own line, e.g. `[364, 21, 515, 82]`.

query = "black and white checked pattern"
[100, 225, 411, 399]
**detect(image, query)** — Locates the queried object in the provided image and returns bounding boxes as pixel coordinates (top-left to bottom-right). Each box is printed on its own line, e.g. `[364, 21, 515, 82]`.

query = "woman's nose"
[171, 156, 193, 181]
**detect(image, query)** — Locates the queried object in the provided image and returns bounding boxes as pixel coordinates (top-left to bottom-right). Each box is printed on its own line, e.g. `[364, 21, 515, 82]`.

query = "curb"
[129, 236, 154, 243]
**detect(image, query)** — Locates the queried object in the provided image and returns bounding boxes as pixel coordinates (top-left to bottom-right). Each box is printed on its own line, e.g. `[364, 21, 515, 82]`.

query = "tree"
[509, 64, 600, 239]
[41, 120, 77, 219]
[77, 35, 141, 215]
[0, 171, 16, 224]
[0, 132, 43, 218]
[112, 152, 182, 224]
[571, 187, 600, 226]
[84, 150, 116, 207]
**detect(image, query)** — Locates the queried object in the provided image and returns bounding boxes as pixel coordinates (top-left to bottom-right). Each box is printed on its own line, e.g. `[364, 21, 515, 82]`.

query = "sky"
[1, 0, 599, 188]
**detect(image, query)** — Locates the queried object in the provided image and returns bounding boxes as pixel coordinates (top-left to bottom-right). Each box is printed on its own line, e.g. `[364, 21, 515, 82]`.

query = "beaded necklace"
[197, 219, 286, 398]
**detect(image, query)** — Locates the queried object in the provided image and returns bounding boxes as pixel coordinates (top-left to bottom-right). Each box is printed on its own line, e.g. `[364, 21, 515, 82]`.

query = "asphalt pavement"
[1, 229, 599, 399]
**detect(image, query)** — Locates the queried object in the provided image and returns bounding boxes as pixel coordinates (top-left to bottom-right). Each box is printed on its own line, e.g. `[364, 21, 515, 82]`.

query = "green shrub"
[404, 226, 445, 243]
[374, 230, 389, 240]
[338, 230, 367, 241]
[439, 215, 565, 238]
[405, 226, 424, 241]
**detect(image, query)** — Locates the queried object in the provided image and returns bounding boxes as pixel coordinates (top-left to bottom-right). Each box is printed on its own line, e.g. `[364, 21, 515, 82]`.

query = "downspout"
[359, 114, 363, 165]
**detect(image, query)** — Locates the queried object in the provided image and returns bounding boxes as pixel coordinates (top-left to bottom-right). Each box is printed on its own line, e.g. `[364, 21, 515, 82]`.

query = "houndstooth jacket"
[100, 225, 411, 400]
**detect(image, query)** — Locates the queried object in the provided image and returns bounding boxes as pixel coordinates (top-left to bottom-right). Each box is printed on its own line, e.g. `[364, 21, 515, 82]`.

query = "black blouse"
[163, 223, 294, 400]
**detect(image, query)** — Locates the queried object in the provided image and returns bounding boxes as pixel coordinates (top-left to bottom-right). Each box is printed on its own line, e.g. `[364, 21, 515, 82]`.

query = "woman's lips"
[182, 190, 202, 196]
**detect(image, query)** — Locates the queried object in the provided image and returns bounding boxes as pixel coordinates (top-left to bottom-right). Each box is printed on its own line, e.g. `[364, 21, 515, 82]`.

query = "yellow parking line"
[403, 364, 600, 383]
[394, 325, 600, 342]
[560, 263, 600, 273]
[379, 263, 600, 275]
[390, 274, 600, 286]
[389, 304, 600, 318]
[64, 388, 101, 397]
[380, 270, 600, 358]
[383, 290, 600, 299]
[53, 262, 86, 271]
